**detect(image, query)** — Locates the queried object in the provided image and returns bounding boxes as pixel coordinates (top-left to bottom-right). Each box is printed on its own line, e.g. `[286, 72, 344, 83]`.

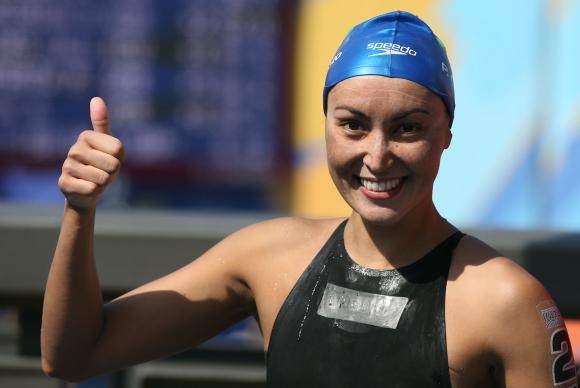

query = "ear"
[444, 128, 452, 149]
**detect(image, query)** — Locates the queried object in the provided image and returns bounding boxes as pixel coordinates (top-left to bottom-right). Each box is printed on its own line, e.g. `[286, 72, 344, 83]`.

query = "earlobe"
[444, 130, 452, 149]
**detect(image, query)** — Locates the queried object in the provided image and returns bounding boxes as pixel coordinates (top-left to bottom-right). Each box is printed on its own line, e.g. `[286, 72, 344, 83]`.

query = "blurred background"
[0, 0, 578, 387]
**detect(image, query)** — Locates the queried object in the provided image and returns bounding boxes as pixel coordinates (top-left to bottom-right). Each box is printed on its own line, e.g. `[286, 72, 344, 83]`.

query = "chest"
[252, 261, 496, 387]
[259, 248, 453, 386]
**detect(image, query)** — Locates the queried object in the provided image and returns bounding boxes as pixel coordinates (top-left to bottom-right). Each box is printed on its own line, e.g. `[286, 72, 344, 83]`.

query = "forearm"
[41, 203, 105, 379]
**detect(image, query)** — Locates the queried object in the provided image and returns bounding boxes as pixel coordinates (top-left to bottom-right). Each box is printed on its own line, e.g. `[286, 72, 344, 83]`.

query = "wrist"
[63, 200, 97, 218]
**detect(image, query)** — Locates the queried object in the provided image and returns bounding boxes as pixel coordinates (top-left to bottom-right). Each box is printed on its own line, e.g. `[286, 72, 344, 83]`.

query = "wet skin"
[325, 76, 451, 227]
[43, 91, 576, 387]
[325, 76, 455, 269]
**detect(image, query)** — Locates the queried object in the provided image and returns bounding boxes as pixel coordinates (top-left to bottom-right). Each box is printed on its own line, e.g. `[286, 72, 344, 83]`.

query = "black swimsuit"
[267, 221, 464, 387]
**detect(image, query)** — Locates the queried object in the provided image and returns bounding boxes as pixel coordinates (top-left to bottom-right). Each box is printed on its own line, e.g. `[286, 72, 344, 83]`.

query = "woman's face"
[325, 75, 451, 226]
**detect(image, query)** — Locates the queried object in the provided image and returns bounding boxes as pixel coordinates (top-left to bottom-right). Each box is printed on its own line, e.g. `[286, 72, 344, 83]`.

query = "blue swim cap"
[323, 11, 455, 125]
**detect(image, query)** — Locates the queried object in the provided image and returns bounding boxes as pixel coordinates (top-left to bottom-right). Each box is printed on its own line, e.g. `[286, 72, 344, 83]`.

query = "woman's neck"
[343, 204, 456, 270]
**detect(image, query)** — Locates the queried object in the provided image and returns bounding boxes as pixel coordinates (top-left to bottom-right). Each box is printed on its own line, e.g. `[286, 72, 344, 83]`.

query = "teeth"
[360, 177, 402, 192]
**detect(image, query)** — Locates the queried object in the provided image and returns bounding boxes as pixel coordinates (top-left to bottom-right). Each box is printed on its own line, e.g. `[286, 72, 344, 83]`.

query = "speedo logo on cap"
[367, 42, 417, 57]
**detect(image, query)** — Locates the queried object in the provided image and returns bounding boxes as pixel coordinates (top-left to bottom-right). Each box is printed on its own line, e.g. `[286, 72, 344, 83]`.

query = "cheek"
[326, 147, 351, 180]
[325, 135, 359, 191]
[325, 131, 351, 167]
[400, 142, 443, 174]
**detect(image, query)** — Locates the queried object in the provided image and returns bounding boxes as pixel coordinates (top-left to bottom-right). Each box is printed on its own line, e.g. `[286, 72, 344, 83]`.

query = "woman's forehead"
[328, 76, 441, 111]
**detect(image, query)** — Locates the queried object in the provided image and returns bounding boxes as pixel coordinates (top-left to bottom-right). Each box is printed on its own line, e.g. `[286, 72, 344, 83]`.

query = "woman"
[42, 11, 577, 387]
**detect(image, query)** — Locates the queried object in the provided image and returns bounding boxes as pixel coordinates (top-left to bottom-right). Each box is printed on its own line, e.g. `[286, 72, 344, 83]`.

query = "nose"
[362, 130, 395, 173]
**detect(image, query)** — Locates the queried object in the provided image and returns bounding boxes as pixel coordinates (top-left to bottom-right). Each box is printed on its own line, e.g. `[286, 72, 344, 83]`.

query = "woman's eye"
[397, 123, 421, 134]
[342, 121, 363, 131]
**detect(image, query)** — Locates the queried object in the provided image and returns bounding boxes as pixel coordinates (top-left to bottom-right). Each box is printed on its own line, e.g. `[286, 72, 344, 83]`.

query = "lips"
[359, 177, 402, 192]
[358, 176, 405, 200]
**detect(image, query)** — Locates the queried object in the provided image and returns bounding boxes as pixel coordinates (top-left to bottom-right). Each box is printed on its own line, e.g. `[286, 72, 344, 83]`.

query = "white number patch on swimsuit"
[317, 283, 408, 329]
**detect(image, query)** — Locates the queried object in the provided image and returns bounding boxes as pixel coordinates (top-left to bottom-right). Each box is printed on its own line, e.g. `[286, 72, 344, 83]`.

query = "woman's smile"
[357, 176, 405, 200]
[325, 75, 451, 226]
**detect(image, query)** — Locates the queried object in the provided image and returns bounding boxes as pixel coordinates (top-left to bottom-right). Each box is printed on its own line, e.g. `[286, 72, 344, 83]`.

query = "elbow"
[41, 357, 65, 380]
[41, 357, 87, 383]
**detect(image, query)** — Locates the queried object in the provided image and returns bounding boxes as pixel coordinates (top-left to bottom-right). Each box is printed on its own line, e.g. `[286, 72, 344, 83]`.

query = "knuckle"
[95, 171, 110, 186]
[57, 175, 68, 191]
[92, 117, 108, 127]
[67, 144, 84, 160]
[61, 159, 75, 175]
[111, 139, 124, 158]
[107, 158, 121, 173]
[58, 174, 100, 200]
[81, 181, 98, 196]
[78, 130, 93, 142]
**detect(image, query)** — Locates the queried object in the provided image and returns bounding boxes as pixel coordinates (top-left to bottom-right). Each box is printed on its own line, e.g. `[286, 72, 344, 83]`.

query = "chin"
[351, 205, 406, 228]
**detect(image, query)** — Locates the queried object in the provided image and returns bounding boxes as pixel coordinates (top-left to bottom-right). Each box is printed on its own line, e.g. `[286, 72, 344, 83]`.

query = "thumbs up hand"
[58, 97, 125, 210]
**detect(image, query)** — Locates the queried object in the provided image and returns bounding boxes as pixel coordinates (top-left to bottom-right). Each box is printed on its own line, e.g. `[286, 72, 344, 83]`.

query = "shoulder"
[228, 216, 344, 246]
[446, 235, 577, 385]
[223, 217, 345, 319]
[449, 234, 551, 326]
[450, 234, 550, 306]
[448, 235, 560, 362]
[157, 216, 344, 311]
[213, 216, 345, 276]
[220, 216, 344, 257]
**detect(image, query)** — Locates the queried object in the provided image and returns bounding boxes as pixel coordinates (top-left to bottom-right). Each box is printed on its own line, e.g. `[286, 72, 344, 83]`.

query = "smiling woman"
[325, 76, 451, 228]
[41, 10, 577, 388]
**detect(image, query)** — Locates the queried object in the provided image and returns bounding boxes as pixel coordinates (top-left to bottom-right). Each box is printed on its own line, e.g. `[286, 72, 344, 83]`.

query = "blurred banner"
[0, 1, 578, 230]
[0, 0, 289, 211]
[290, 0, 580, 231]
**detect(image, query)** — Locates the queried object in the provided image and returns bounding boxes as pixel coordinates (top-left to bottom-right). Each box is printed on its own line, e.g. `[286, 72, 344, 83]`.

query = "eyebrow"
[334, 106, 430, 121]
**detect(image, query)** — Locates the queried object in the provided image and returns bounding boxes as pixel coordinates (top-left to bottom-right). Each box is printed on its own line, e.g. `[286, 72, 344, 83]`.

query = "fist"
[58, 97, 124, 210]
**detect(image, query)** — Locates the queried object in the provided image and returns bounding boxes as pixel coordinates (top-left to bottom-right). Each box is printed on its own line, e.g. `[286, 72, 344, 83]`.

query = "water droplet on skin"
[297, 263, 327, 340]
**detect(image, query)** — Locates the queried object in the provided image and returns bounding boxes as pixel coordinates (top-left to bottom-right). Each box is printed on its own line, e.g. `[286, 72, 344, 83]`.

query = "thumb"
[90, 97, 112, 135]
